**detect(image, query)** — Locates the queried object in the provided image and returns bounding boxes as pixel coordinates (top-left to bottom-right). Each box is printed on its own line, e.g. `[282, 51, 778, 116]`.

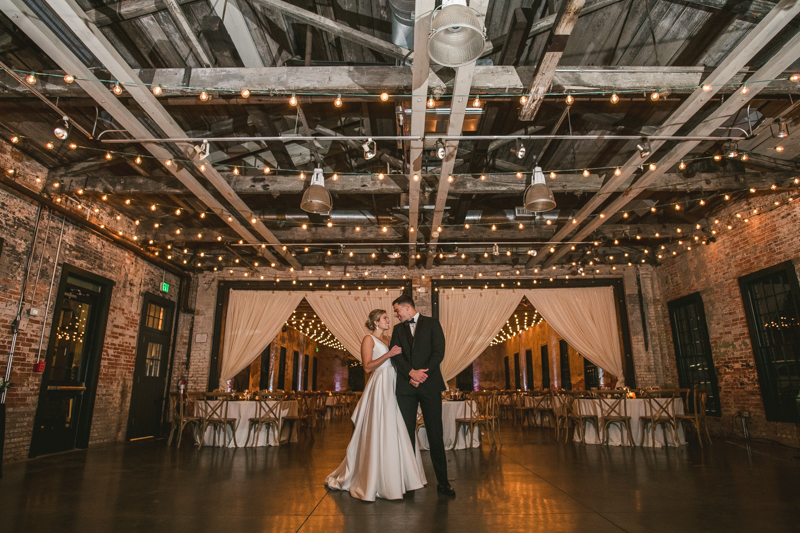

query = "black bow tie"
[406, 318, 416, 325]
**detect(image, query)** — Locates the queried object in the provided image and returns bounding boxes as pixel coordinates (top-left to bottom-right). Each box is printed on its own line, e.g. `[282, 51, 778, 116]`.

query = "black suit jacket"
[390, 314, 446, 397]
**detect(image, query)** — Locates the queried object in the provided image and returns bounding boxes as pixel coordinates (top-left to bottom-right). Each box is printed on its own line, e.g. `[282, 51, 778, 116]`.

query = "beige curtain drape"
[524, 287, 625, 385]
[306, 290, 403, 361]
[439, 289, 523, 383]
[219, 290, 304, 386]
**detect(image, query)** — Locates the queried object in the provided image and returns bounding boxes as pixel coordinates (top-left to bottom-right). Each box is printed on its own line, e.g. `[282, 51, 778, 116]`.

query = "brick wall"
[0, 140, 180, 464]
[654, 194, 800, 447]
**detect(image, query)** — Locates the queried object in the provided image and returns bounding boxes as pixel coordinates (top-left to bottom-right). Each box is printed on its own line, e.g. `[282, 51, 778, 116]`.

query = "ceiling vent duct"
[388, 0, 416, 51]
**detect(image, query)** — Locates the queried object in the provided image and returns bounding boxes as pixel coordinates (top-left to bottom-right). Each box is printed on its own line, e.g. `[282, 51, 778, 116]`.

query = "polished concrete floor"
[2, 420, 799, 533]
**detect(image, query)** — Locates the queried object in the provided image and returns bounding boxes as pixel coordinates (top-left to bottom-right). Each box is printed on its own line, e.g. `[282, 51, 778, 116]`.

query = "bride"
[325, 309, 426, 501]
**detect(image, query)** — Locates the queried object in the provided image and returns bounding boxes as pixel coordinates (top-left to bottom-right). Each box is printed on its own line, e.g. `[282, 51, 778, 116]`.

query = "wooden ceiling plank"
[163, 0, 213, 67]
[207, 0, 267, 67]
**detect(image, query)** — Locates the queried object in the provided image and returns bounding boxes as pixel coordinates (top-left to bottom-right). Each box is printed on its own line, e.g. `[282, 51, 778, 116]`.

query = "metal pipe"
[35, 214, 66, 365]
[101, 133, 740, 144]
[1, 204, 43, 404]
[231, 240, 592, 247]
[27, 210, 53, 308]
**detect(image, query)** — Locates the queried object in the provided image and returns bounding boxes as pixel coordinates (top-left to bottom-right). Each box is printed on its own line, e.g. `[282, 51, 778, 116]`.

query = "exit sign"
[160, 282, 170, 293]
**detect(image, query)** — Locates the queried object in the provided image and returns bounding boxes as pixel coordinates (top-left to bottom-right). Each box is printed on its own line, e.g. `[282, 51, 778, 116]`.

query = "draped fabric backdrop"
[305, 290, 403, 361]
[220, 291, 304, 385]
[439, 289, 522, 384]
[524, 287, 625, 385]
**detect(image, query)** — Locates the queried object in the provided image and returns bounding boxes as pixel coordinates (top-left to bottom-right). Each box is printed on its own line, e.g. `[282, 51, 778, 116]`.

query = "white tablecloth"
[417, 400, 481, 450]
[525, 395, 686, 447]
[196, 400, 299, 447]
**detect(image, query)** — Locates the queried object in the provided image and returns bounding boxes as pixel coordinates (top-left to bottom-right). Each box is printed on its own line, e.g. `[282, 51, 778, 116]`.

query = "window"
[277, 347, 287, 390]
[456, 363, 473, 391]
[668, 293, 721, 416]
[145, 303, 165, 330]
[739, 262, 800, 422]
[559, 340, 572, 390]
[303, 354, 309, 391]
[292, 351, 299, 391]
[525, 350, 534, 390]
[513, 353, 521, 389]
[504, 356, 510, 389]
[144, 342, 162, 377]
[584, 359, 599, 389]
[259, 344, 271, 391]
[541, 345, 550, 389]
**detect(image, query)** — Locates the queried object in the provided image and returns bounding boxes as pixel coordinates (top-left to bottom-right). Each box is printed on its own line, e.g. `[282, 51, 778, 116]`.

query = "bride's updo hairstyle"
[365, 309, 386, 331]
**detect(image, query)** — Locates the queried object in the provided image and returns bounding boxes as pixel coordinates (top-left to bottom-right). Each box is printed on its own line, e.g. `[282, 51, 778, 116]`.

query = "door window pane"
[145, 342, 163, 378]
[51, 299, 92, 382]
[668, 293, 722, 416]
[145, 303, 165, 330]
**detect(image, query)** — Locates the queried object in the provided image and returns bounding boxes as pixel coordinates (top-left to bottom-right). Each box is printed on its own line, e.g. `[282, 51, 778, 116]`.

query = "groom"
[390, 295, 455, 497]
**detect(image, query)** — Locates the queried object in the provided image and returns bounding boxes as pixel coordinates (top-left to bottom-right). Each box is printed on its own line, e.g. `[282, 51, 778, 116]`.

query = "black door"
[525, 350, 534, 390]
[30, 266, 114, 457]
[584, 359, 600, 389]
[541, 345, 550, 389]
[312, 357, 318, 391]
[514, 353, 521, 389]
[259, 344, 272, 390]
[127, 294, 174, 440]
[291, 351, 299, 390]
[503, 356, 510, 389]
[739, 262, 800, 422]
[560, 340, 572, 390]
[668, 293, 721, 416]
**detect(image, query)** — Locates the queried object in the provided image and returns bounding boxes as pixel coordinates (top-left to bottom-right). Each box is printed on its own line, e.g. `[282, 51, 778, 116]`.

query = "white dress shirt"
[409, 312, 420, 336]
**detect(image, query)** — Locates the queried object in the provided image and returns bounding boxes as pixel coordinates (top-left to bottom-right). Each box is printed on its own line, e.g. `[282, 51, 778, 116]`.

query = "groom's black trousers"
[397, 391, 448, 487]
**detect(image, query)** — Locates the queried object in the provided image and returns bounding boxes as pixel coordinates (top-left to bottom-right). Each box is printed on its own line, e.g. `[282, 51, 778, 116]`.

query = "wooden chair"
[597, 391, 635, 446]
[330, 393, 347, 420]
[197, 393, 238, 448]
[563, 392, 600, 444]
[167, 392, 201, 448]
[313, 393, 328, 428]
[282, 393, 315, 443]
[530, 391, 557, 429]
[640, 389, 681, 446]
[497, 391, 514, 420]
[676, 388, 712, 447]
[454, 391, 501, 450]
[244, 398, 283, 447]
[512, 392, 536, 427]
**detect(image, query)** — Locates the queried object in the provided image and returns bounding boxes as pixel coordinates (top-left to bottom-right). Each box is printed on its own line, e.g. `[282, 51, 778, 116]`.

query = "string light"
[650, 90, 660, 101]
[10, 136, 19, 144]
[25, 72, 36, 84]
[427, 95, 435, 108]
[550, 171, 556, 179]
[520, 95, 528, 105]
[289, 93, 297, 106]
[583, 169, 590, 177]
[334, 94, 343, 107]
[679, 160, 686, 170]
[112, 82, 122, 95]
[740, 84, 749, 95]
[472, 95, 481, 107]
[240, 88, 250, 98]
[263, 165, 270, 174]
[152, 84, 162, 96]
[105, 151, 112, 160]
[610, 92, 619, 104]
[46, 142, 54, 149]
[380, 92, 389, 101]
[63, 74, 74, 83]
[702, 84, 712, 92]
[199, 89, 210, 102]
[565, 94, 574, 105]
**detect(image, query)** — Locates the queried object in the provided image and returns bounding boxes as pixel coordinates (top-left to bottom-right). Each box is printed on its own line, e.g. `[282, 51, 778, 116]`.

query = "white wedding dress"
[325, 334, 426, 501]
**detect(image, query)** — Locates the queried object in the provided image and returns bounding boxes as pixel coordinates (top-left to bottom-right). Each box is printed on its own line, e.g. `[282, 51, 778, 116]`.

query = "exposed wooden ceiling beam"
[38, 0, 301, 269]
[543, 24, 800, 268]
[250, 0, 409, 61]
[163, 0, 212, 67]
[0, 0, 287, 269]
[207, 0, 266, 67]
[519, 0, 585, 121]
[527, 0, 800, 269]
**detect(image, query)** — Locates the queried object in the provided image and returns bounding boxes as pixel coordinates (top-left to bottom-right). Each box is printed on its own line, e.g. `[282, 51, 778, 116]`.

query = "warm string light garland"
[286, 311, 347, 351]
[9, 68, 799, 104]
[490, 310, 543, 346]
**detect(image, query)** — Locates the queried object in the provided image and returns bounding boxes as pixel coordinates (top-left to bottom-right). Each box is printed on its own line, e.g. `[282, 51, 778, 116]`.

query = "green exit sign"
[160, 282, 170, 293]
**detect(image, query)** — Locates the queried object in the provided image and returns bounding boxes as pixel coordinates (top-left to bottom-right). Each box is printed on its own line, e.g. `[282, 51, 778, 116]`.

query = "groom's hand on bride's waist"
[409, 368, 428, 383]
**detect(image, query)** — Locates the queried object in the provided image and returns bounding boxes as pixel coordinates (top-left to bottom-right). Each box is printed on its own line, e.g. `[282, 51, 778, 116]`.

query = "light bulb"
[583, 169, 590, 177]
[26, 73, 36, 84]
[741, 153, 748, 161]
[105, 152, 112, 159]
[165, 159, 172, 166]
[480, 174, 486, 180]
[334, 94, 342, 107]
[112, 83, 122, 95]
[649, 163, 657, 171]
[650, 90, 660, 101]
[378, 173, 384, 180]
[702, 84, 712, 92]
[10, 136, 18, 144]
[380, 92, 389, 101]
[679, 160, 686, 170]
[610, 92, 619, 104]
[69, 143, 77, 150]
[289, 93, 297, 106]
[472, 95, 481, 107]
[776, 145, 784, 152]
[263, 166, 270, 174]
[550, 171, 556, 179]
[199, 90, 210, 102]
[152, 85, 162, 96]
[233, 166, 240, 175]
[791, 74, 800, 82]
[520, 95, 528, 105]
[64, 74, 74, 83]
[565, 94, 574, 105]
[427, 96, 435, 108]
[332, 173, 338, 181]
[614, 167, 621, 176]
[240, 88, 250, 98]
[740, 84, 749, 95]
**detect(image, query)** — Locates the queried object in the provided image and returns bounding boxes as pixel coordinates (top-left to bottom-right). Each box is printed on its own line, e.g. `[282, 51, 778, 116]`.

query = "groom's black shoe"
[437, 484, 456, 497]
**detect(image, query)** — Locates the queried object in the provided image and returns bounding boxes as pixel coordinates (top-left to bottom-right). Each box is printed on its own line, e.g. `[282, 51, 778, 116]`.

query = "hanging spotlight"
[435, 139, 446, 159]
[53, 116, 70, 140]
[524, 166, 556, 212]
[775, 119, 789, 139]
[363, 138, 377, 160]
[301, 168, 332, 214]
[725, 140, 739, 158]
[194, 139, 211, 160]
[427, 0, 486, 67]
[637, 138, 651, 158]
[515, 139, 526, 159]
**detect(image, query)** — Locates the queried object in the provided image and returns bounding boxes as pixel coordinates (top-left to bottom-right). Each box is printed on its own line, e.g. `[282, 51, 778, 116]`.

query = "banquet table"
[196, 400, 299, 447]
[525, 395, 686, 447]
[417, 400, 481, 451]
